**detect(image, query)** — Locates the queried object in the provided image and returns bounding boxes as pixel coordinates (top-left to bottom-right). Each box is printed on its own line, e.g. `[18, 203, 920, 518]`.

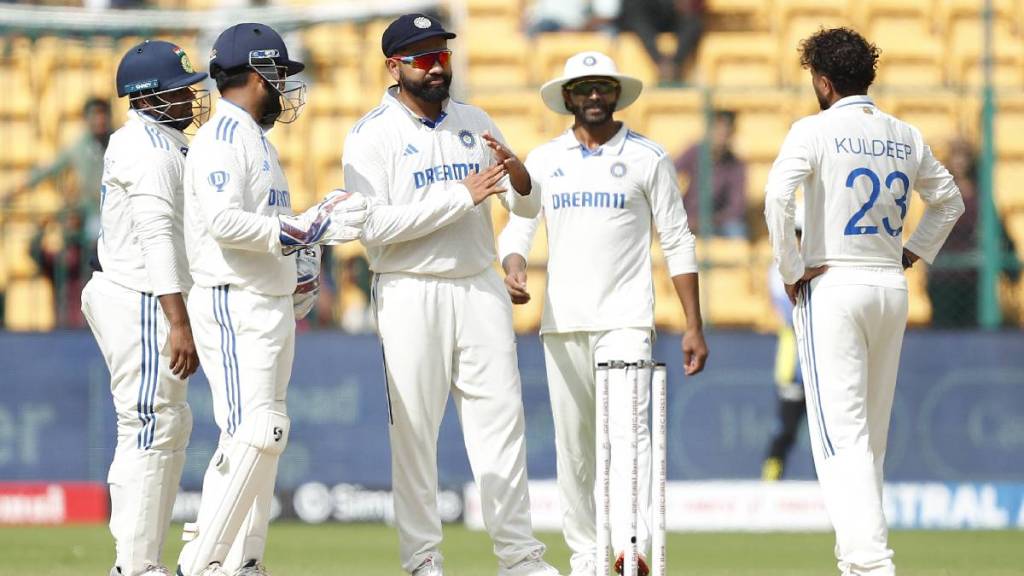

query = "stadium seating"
[2, 2, 1022, 331]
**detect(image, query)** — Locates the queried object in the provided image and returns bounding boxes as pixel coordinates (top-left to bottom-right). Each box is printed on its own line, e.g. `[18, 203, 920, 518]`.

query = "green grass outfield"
[1, 524, 1021, 576]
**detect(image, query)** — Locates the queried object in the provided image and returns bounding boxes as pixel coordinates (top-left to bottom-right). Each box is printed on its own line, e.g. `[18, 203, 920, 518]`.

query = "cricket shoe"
[412, 555, 443, 576]
[613, 552, 649, 576]
[233, 560, 271, 575]
[498, 550, 561, 576]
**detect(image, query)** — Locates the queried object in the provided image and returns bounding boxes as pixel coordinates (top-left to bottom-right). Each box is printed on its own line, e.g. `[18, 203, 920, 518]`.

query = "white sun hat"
[540, 51, 643, 115]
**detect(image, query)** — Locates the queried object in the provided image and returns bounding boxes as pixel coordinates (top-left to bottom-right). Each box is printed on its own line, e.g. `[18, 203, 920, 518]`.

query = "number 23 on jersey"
[844, 167, 909, 237]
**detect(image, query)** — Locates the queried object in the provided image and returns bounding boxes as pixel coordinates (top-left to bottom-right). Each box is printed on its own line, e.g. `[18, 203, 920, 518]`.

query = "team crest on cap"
[610, 162, 627, 177]
[174, 47, 196, 74]
[414, 16, 432, 29]
[459, 130, 475, 148]
[583, 55, 597, 66]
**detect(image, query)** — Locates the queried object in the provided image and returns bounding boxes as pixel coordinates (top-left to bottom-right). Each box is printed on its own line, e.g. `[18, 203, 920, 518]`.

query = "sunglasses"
[566, 79, 619, 97]
[390, 49, 452, 70]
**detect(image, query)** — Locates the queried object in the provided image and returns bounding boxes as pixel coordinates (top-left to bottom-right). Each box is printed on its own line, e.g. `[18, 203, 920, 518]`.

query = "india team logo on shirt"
[610, 162, 627, 178]
[458, 130, 475, 149]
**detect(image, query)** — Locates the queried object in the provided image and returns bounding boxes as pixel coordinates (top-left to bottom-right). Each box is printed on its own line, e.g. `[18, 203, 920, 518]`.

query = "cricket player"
[81, 40, 209, 576]
[498, 52, 708, 576]
[342, 13, 558, 576]
[765, 28, 964, 575]
[177, 23, 367, 576]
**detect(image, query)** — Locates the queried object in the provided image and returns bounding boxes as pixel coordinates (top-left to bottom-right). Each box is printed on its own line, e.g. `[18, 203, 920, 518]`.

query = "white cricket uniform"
[343, 87, 545, 574]
[498, 125, 698, 572]
[764, 95, 963, 576]
[181, 99, 297, 571]
[81, 110, 193, 576]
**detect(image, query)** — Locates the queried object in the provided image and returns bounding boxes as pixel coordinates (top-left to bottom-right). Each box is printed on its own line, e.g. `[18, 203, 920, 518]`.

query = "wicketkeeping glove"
[278, 189, 369, 255]
[293, 245, 321, 320]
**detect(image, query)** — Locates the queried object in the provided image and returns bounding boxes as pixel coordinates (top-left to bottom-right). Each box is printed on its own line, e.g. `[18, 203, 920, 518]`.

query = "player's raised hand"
[463, 163, 508, 205]
[681, 327, 708, 376]
[483, 131, 531, 196]
[502, 253, 531, 305]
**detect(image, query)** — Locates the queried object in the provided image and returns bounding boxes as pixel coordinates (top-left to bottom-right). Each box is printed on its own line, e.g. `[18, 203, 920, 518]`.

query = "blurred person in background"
[926, 137, 1019, 327]
[618, 0, 704, 84]
[526, 0, 621, 36]
[8, 97, 112, 242]
[762, 207, 806, 481]
[675, 109, 747, 237]
[29, 207, 92, 328]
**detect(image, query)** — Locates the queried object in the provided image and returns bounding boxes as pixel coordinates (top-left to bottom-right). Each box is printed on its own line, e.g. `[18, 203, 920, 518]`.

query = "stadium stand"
[0, 0, 1021, 331]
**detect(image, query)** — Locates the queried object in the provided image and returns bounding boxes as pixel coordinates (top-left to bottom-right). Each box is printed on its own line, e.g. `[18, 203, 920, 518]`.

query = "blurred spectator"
[29, 208, 93, 328]
[927, 138, 1019, 327]
[526, 0, 621, 36]
[618, 0, 704, 84]
[675, 109, 747, 237]
[339, 254, 374, 334]
[7, 97, 112, 242]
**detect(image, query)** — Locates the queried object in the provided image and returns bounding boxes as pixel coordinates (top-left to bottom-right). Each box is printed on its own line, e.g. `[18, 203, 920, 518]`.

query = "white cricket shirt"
[98, 110, 191, 296]
[498, 125, 699, 334]
[184, 99, 296, 296]
[343, 87, 541, 279]
[765, 95, 964, 286]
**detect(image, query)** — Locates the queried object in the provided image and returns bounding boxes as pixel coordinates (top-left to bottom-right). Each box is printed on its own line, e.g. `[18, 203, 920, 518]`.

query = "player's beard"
[400, 71, 451, 103]
[570, 99, 617, 127]
[813, 84, 831, 111]
[258, 79, 284, 128]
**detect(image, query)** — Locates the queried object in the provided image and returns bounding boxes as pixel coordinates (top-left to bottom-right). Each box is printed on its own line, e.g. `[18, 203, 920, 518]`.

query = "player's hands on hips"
[482, 131, 529, 195]
[784, 265, 828, 305]
[463, 163, 508, 205]
[681, 327, 708, 376]
[168, 321, 199, 378]
[502, 254, 530, 304]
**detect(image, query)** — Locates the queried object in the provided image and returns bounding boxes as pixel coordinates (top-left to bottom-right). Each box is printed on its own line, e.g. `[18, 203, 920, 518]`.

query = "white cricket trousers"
[186, 285, 294, 571]
[793, 270, 908, 576]
[82, 273, 192, 576]
[374, 268, 546, 574]
[542, 328, 653, 573]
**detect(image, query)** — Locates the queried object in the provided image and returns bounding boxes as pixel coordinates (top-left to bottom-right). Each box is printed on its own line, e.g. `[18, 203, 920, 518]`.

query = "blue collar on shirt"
[560, 124, 630, 158]
[384, 86, 451, 130]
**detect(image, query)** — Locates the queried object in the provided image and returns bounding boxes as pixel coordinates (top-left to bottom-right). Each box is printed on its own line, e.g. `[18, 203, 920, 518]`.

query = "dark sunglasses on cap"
[389, 49, 452, 70]
[565, 79, 619, 96]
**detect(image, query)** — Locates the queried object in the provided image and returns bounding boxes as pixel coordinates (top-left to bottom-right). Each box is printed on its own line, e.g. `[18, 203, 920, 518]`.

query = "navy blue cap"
[116, 40, 207, 98]
[381, 13, 456, 57]
[209, 22, 304, 76]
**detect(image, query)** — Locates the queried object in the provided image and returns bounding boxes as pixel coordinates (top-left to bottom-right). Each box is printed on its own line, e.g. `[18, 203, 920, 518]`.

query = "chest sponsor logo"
[413, 163, 481, 189]
[269, 188, 291, 208]
[551, 191, 626, 210]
